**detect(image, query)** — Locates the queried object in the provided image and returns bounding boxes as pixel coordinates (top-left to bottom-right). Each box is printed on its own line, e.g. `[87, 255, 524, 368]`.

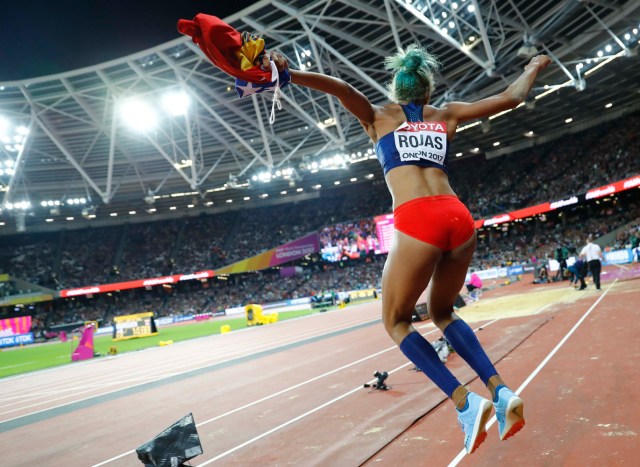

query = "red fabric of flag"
[177, 14, 272, 83]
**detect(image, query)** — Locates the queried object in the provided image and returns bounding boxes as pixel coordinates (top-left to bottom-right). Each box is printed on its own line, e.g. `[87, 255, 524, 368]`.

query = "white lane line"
[0, 362, 37, 370]
[90, 325, 443, 466]
[447, 280, 617, 467]
[1, 318, 381, 420]
[1, 315, 371, 395]
[186, 321, 497, 466]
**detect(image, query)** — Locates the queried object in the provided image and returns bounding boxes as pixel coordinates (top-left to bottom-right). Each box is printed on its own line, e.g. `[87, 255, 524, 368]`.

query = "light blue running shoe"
[494, 386, 525, 441]
[457, 392, 492, 454]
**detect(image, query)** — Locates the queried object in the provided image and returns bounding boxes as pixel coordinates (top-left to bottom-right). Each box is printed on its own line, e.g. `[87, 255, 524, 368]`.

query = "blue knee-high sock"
[399, 331, 461, 397]
[444, 319, 498, 385]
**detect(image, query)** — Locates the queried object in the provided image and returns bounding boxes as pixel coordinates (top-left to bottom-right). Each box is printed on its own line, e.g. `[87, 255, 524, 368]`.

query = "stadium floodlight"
[120, 98, 158, 131]
[251, 172, 269, 183]
[162, 91, 191, 117]
[9, 201, 31, 210]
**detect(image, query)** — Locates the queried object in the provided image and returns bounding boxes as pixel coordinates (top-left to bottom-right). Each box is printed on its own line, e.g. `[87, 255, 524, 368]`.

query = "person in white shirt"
[580, 235, 604, 290]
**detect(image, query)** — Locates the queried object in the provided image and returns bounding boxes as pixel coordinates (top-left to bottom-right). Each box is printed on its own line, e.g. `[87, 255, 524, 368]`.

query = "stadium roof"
[1, 0, 639, 234]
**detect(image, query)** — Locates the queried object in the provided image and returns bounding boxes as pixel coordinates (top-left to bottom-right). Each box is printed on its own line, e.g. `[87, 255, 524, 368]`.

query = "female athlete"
[271, 45, 550, 454]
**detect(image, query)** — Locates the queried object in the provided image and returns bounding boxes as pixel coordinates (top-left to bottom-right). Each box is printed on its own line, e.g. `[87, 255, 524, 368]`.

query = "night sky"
[0, 0, 258, 81]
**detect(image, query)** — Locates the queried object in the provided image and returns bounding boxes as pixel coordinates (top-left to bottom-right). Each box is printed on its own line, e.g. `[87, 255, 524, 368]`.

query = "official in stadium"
[580, 234, 604, 290]
[270, 46, 549, 454]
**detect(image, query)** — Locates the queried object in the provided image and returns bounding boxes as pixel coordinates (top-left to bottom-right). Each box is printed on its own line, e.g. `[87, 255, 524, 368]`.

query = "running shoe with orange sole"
[494, 386, 525, 440]
[457, 392, 493, 454]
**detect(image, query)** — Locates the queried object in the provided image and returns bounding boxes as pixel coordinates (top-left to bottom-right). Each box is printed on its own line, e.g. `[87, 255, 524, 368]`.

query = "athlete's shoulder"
[376, 102, 403, 114]
[423, 104, 447, 121]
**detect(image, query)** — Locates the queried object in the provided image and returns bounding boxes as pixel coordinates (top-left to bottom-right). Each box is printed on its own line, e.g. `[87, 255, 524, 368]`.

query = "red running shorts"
[393, 195, 475, 251]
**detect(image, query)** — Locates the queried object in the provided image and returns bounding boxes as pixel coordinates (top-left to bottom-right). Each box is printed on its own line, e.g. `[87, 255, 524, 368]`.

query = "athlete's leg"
[383, 230, 465, 401]
[382, 229, 440, 344]
[428, 233, 525, 440]
[427, 233, 504, 398]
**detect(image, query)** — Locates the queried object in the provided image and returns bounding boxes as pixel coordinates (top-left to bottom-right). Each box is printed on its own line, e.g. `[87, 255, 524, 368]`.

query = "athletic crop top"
[374, 103, 450, 175]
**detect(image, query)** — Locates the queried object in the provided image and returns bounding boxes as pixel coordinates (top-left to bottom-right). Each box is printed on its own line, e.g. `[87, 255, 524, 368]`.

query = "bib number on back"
[394, 121, 447, 165]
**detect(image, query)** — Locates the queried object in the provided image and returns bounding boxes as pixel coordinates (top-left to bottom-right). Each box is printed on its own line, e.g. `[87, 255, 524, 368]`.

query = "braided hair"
[385, 44, 440, 104]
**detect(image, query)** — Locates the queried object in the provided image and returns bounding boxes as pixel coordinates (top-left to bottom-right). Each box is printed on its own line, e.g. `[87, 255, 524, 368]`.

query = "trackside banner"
[0, 316, 32, 336]
[59, 270, 215, 298]
[604, 248, 634, 265]
[0, 333, 34, 348]
[0, 316, 34, 348]
[215, 233, 320, 274]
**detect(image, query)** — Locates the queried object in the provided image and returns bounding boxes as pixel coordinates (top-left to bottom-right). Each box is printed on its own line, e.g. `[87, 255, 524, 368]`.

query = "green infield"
[0, 308, 321, 379]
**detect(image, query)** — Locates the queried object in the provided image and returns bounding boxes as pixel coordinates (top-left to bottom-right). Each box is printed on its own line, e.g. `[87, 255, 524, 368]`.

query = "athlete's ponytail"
[385, 44, 440, 104]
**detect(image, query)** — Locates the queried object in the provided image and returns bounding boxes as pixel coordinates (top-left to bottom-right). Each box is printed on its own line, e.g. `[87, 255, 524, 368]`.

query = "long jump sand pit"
[456, 282, 603, 323]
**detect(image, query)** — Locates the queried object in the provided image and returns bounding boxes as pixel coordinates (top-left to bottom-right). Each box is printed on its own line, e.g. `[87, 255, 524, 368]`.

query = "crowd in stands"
[611, 221, 640, 251]
[450, 114, 640, 217]
[0, 112, 639, 330]
[472, 191, 640, 270]
[19, 257, 384, 331]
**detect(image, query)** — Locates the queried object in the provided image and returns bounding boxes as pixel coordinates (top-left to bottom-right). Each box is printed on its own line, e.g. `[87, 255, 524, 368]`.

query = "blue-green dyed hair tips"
[385, 44, 440, 104]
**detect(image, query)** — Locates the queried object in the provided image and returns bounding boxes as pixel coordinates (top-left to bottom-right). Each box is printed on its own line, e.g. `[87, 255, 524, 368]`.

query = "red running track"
[0, 276, 638, 466]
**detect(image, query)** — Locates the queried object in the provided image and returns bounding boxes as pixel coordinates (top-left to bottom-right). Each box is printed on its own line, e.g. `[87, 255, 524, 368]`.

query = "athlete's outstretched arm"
[270, 52, 375, 126]
[444, 55, 551, 125]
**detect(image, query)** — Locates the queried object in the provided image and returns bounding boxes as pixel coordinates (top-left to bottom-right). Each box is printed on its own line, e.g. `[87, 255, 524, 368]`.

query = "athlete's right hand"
[269, 51, 289, 73]
[526, 55, 551, 71]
